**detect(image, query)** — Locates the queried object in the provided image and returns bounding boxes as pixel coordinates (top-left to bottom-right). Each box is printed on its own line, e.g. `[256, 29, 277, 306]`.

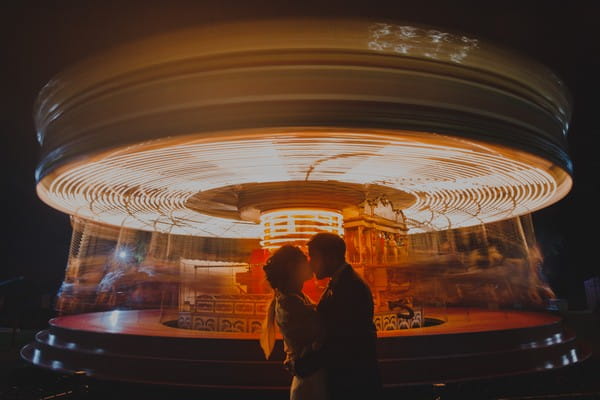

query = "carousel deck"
[21, 307, 590, 389]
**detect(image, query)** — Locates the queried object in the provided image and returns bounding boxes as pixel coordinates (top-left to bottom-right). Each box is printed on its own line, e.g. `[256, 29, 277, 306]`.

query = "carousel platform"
[20, 307, 591, 390]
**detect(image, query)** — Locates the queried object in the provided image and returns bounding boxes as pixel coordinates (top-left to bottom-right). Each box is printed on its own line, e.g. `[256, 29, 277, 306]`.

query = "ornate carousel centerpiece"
[22, 18, 588, 389]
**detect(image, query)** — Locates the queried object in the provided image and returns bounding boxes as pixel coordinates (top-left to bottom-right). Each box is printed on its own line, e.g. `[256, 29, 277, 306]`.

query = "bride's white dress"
[275, 292, 329, 400]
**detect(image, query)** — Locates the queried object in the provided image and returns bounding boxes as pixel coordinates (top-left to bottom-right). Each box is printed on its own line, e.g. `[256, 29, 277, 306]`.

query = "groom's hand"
[293, 349, 323, 378]
[283, 358, 296, 376]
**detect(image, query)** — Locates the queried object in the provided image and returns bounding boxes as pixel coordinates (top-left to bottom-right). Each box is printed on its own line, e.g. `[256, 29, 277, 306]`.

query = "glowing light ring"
[37, 132, 570, 237]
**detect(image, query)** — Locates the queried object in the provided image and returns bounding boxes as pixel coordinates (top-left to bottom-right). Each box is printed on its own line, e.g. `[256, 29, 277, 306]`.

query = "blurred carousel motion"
[22, 18, 590, 389]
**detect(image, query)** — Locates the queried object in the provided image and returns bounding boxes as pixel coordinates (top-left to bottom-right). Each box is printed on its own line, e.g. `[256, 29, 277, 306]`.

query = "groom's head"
[307, 232, 346, 280]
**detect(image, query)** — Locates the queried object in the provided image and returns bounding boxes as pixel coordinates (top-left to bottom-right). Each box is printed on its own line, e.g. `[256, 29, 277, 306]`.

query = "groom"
[291, 232, 383, 399]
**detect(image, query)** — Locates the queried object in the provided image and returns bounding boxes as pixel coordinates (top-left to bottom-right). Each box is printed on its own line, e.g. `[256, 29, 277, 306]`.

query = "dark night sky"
[1, 1, 599, 309]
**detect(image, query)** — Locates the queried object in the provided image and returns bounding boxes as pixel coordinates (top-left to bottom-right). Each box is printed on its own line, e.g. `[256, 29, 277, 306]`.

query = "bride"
[259, 244, 329, 400]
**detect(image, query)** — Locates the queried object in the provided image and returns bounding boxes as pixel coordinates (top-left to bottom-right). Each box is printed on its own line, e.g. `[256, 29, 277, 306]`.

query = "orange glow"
[37, 130, 570, 237]
[260, 208, 344, 250]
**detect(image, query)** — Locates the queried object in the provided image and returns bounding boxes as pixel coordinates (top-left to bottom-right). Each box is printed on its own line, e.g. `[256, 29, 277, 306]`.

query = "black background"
[1, 0, 599, 318]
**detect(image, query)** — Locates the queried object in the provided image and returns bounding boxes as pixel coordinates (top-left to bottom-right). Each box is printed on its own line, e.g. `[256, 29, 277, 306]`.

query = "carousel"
[22, 18, 589, 389]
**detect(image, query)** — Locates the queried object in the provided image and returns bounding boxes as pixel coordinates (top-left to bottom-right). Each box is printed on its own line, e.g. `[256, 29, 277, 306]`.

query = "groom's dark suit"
[295, 263, 382, 399]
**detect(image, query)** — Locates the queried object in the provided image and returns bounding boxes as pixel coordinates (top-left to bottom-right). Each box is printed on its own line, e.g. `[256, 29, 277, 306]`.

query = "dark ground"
[1, 310, 599, 400]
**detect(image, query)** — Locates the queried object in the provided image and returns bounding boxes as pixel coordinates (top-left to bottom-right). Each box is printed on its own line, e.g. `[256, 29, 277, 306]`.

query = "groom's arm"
[288, 345, 326, 378]
[288, 303, 331, 378]
[288, 296, 334, 378]
[292, 274, 375, 376]
[319, 277, 375, 366]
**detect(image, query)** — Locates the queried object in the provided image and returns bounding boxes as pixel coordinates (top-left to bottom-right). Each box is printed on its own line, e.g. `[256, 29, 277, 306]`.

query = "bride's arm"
[277, 295, 320, 349]
[283, 298, 328, 378]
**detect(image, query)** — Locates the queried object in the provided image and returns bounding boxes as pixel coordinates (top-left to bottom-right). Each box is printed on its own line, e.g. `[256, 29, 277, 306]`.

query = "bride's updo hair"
[263, 245, 307, 291]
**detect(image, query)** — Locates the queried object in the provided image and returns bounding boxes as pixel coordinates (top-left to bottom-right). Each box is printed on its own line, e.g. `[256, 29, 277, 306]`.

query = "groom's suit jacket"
[297, 263, 382, 399]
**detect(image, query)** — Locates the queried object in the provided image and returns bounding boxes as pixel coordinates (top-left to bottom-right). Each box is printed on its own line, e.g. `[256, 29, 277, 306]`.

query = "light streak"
[37, 130, 571, 237]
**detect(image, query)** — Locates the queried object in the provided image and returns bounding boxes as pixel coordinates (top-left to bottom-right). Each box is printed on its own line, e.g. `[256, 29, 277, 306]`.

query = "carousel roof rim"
[34, 17, 571, 150]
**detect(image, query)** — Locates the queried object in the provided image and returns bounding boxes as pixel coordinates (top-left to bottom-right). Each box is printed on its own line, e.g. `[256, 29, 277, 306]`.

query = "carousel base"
[20, 307, 591, 390]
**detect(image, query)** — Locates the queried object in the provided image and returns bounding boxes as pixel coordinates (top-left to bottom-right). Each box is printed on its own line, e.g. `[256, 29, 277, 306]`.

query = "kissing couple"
[259, 232, 383, 400]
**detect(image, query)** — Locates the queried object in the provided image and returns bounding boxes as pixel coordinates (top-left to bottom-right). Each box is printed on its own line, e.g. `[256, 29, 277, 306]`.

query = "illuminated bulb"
[260, 208, 344, 250]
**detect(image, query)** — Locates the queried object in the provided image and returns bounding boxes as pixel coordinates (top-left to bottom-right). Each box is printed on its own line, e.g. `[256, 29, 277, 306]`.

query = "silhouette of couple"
[260, 232, 383, 400]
